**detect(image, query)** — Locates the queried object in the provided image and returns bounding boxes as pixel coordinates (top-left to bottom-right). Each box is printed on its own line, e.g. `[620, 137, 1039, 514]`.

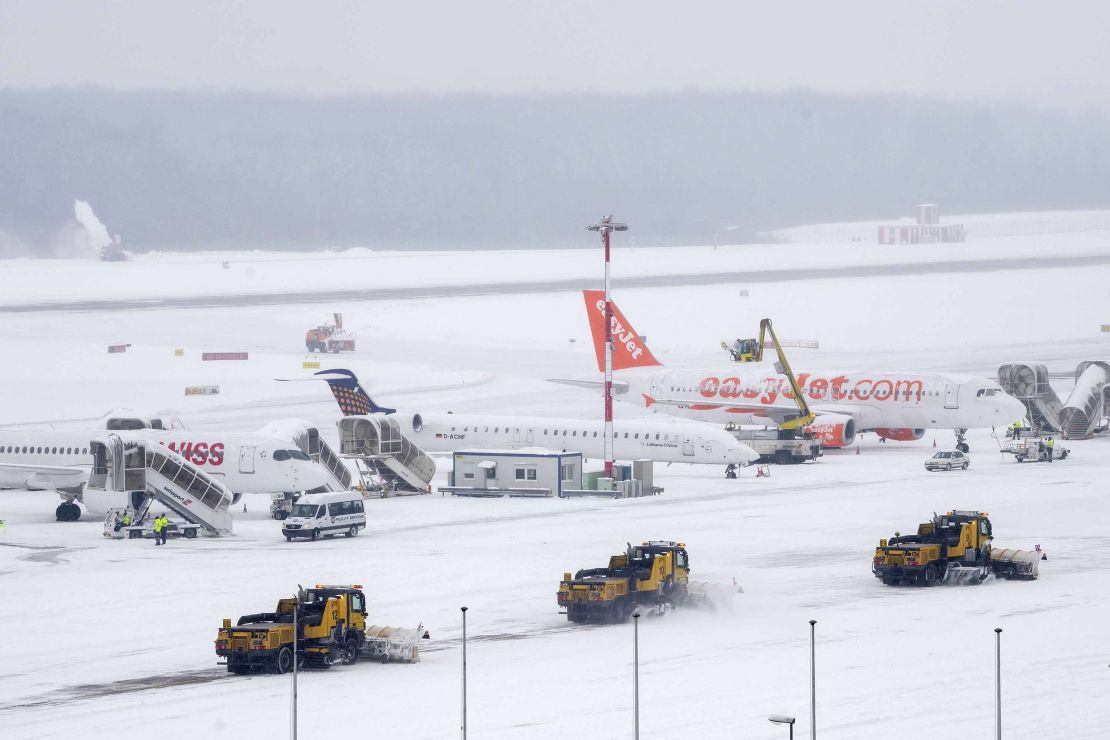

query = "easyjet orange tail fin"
[582, 290, 662, 372]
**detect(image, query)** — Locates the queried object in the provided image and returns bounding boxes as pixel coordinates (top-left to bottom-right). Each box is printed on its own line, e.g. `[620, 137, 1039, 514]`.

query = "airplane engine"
[873, 427, 926, 442]
[804, 414, 857, 448]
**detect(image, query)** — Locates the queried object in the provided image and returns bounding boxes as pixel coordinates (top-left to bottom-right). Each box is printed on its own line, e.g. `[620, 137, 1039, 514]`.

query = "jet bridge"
[88, 435, 234, 535]
[338, 416, 435, 494]
[998, 361, 1110, 440]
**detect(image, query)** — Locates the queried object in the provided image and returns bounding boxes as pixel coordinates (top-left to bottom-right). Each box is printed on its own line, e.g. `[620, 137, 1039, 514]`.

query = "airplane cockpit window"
[150, 419, 164, 430]
[288, 450, 310, 461]
[272, 449, 291, 461]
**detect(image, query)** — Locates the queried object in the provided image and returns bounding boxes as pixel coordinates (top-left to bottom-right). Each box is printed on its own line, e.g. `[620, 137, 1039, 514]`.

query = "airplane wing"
[0, 462, 86, 477]
[547, 378, 630, 394]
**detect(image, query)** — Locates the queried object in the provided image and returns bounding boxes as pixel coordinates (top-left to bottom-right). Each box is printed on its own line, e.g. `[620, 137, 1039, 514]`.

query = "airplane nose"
[732, 441, 760, 465]
[298, 462, 333, 491]
[999, 394, 1027, 422]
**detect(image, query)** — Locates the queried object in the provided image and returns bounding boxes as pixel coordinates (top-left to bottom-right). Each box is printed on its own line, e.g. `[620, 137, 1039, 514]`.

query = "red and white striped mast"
[587, 215, 628, 478]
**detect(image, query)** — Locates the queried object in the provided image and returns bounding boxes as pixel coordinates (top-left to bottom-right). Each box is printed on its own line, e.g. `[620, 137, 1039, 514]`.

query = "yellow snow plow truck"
[558, 541, 703, 623]
[872, 511, 1042, 586]
[215, 585, 427, 674]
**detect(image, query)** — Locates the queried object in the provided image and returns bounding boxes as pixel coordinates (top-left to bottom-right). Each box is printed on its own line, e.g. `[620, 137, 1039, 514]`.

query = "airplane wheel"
[55, 501, 81, 522]
[957, 442, 969, 453]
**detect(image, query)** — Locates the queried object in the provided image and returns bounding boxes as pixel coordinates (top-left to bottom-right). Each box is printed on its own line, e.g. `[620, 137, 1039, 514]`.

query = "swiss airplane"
[0, 412, 334, 520]
[316, 369, 760, 469]
[555, 291, 1026, 451]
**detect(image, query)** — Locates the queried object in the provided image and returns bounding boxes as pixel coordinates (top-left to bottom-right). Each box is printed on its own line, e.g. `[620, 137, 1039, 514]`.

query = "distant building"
[877, 203, 966, 245]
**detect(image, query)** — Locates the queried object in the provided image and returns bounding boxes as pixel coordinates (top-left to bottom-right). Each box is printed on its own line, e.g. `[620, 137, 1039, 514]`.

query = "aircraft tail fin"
[314, 369, 396, 416]
[582, 290, 662, 372]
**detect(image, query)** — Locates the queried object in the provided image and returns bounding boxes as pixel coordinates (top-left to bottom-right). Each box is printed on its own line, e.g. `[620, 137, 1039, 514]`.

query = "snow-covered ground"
[1, 230, 1109, 739]
[1, 228, 1109, 307]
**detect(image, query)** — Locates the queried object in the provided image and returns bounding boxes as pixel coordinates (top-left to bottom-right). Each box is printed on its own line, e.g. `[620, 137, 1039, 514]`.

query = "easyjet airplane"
[0, 412, 334, 521]
[554, 291, 1025, 451]
[315, 369, 760, 470]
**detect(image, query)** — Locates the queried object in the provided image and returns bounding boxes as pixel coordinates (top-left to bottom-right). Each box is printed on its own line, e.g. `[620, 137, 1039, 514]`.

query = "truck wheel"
[284, 534, 293, 542]
[344, 636, 360, 665]
[310, 528, 320, 542]
[774, 450, 791, 466]
[274, 511, 288, 521]
[611, 601, 628, 624]
[275, 646, 294, 674]
[184, 528, 197, 539]
[923, 564, 940, 586]
[345, 525, 358, 538]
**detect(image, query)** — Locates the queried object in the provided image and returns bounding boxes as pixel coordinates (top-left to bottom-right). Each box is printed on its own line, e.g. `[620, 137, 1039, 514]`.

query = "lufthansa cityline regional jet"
[549, 291, 1025, 452]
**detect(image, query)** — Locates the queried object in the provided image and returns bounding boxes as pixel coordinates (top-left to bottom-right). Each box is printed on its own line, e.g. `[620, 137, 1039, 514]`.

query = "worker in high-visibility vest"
[121, 511, 132, 527]
[1011, 420, 1022, 439]
[153, 514, 169, 545]
[1045, 437, 1054, 463]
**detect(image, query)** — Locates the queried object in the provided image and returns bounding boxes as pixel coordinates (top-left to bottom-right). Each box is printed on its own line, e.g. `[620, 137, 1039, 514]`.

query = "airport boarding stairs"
[88, 435, 234, 535]
[337, 416, 435, 493]
[998, 361, 1110, 440]
[291, 426, 352, 491]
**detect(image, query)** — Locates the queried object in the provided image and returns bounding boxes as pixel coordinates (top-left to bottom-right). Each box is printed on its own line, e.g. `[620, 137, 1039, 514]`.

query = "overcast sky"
[1, 1, 1108, 109]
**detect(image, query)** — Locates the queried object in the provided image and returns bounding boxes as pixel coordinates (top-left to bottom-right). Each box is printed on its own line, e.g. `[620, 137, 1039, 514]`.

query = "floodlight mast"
[586, 215, 628, 478]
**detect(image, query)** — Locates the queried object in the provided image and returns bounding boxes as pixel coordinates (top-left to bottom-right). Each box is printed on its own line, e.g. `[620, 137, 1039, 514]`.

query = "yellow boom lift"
[722, 318, 815, 430]
[719, 319, 821, 470]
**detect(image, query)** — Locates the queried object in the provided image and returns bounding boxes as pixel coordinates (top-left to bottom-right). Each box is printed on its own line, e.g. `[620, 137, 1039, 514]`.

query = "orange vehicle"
[306, 313, 356, 353]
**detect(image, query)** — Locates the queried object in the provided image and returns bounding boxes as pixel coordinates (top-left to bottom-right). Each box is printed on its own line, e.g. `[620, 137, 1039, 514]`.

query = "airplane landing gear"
[954, 428, 969, 453]
[725, 463, 737, 479]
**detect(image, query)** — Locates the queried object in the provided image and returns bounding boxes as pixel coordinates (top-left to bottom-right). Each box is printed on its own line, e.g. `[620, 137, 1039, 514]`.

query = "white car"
[925, 450, 969, 471]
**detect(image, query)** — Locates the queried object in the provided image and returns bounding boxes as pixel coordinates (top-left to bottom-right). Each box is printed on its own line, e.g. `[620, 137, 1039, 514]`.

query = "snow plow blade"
[942, 563, 990, 585]
[361, 624, 430, 663]
[990, 548, 1042, 580]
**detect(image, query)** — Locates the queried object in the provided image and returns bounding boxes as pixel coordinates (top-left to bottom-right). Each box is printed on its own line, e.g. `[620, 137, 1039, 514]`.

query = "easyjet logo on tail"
[582, 290, 662, 372]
